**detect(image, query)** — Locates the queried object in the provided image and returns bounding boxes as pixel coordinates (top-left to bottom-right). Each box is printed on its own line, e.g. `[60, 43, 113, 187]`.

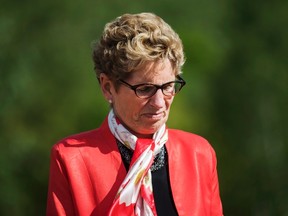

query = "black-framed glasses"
[118, 75, 186, 99]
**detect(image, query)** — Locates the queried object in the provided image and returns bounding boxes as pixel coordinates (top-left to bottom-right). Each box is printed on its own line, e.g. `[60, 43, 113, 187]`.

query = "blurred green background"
[1, 0, 287, 215]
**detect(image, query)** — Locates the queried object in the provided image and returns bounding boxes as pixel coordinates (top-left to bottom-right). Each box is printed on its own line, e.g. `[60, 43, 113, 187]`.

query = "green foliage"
[1, 0, 287, 215]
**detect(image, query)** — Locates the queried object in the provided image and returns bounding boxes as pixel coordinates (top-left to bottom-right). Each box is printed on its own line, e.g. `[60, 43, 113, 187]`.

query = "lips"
[142, 111, 165, 119]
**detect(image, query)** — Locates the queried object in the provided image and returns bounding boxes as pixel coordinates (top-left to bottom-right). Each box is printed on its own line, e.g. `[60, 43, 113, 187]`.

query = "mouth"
[142, 111, 165, 120]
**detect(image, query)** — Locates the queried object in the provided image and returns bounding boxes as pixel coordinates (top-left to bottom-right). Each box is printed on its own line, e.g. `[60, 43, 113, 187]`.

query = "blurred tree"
[208, 0, 288, 215]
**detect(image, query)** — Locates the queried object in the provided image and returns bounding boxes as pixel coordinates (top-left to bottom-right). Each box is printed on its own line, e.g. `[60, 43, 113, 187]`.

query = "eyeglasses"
[118, 75, 186, 99]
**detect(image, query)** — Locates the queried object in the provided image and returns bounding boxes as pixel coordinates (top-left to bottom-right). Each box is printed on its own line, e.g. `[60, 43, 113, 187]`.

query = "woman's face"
[108, 59, 176, 138]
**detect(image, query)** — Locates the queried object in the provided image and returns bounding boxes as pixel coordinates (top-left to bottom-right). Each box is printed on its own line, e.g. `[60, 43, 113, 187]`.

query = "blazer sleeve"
[210, 147, 223, 216]
[46, 144, 75, 216]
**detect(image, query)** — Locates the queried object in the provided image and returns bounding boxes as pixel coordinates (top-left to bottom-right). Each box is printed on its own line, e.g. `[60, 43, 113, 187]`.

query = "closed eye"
[163, 83, 174, 91]
[136, 85, 155, 93]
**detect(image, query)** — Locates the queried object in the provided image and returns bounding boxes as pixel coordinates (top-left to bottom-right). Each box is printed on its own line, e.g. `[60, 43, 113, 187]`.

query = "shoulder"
[167, 129, 216, 156]
[51, 129, 101, 160]
[168, 129, 211, 147]
[54, 128, 100, 148]
[52, 118, 113, 154]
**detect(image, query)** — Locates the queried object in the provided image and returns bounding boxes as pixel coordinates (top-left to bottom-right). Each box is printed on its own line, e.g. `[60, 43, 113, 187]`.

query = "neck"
[131, 131, 153, 139]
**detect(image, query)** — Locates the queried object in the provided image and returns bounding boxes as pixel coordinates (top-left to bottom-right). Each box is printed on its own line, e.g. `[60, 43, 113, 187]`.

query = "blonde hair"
[93, 12, 185, 82]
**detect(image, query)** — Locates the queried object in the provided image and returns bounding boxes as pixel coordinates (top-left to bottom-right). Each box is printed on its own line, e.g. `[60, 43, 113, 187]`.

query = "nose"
[149, 89, 166, 108]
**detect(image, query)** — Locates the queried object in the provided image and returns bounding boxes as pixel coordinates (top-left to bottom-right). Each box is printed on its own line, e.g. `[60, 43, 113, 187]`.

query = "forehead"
[130, 59, 176, 83]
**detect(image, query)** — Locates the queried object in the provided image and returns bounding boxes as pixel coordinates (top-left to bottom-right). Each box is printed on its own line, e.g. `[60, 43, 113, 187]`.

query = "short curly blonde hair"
[93, 12, 185, 83]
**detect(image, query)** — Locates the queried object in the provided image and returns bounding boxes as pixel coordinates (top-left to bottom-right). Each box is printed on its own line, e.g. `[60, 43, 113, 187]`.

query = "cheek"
[115, 97, 143, 120]
[166, 97, 174, 109]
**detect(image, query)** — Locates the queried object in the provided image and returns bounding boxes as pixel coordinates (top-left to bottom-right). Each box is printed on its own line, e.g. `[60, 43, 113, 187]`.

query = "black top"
[117, 140, 178, 216]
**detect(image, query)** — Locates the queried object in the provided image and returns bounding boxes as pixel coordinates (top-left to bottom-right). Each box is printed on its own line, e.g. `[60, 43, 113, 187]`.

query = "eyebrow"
[130, 77, 179, 86]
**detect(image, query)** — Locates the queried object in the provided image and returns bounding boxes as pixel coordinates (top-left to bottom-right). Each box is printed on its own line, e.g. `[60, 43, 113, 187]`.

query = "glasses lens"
[136, 85, 157, 98]
[162, 82, 176, 96]
[162, 81, 183, 96]
[134, 79, 185, 99]
[174, 82, 183, 94]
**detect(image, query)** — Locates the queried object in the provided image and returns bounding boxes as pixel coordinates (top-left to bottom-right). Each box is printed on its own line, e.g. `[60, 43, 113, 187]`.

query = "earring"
[108, 99, 112, 104]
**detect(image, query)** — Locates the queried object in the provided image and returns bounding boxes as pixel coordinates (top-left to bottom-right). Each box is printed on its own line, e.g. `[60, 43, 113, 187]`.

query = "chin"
[132, 118, 167, 137]
[140, 124, 163, 135]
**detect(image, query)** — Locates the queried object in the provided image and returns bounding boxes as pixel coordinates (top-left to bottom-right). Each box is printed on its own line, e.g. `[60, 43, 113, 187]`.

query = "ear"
[99, 73, 114, 103]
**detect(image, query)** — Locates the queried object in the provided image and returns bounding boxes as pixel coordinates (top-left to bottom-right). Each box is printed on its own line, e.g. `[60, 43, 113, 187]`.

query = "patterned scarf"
[108, 109, 168, 216]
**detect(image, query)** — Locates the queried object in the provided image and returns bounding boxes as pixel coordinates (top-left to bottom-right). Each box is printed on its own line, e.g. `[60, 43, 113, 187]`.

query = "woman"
[46, 12, 223, 216]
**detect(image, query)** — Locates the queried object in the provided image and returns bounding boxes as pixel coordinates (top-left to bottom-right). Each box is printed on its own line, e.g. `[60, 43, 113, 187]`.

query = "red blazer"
[46, 118, 223, 216]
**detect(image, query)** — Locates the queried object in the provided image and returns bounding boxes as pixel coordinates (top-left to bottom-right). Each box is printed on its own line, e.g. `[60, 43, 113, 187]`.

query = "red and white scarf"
[108, 109, 168, 216]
